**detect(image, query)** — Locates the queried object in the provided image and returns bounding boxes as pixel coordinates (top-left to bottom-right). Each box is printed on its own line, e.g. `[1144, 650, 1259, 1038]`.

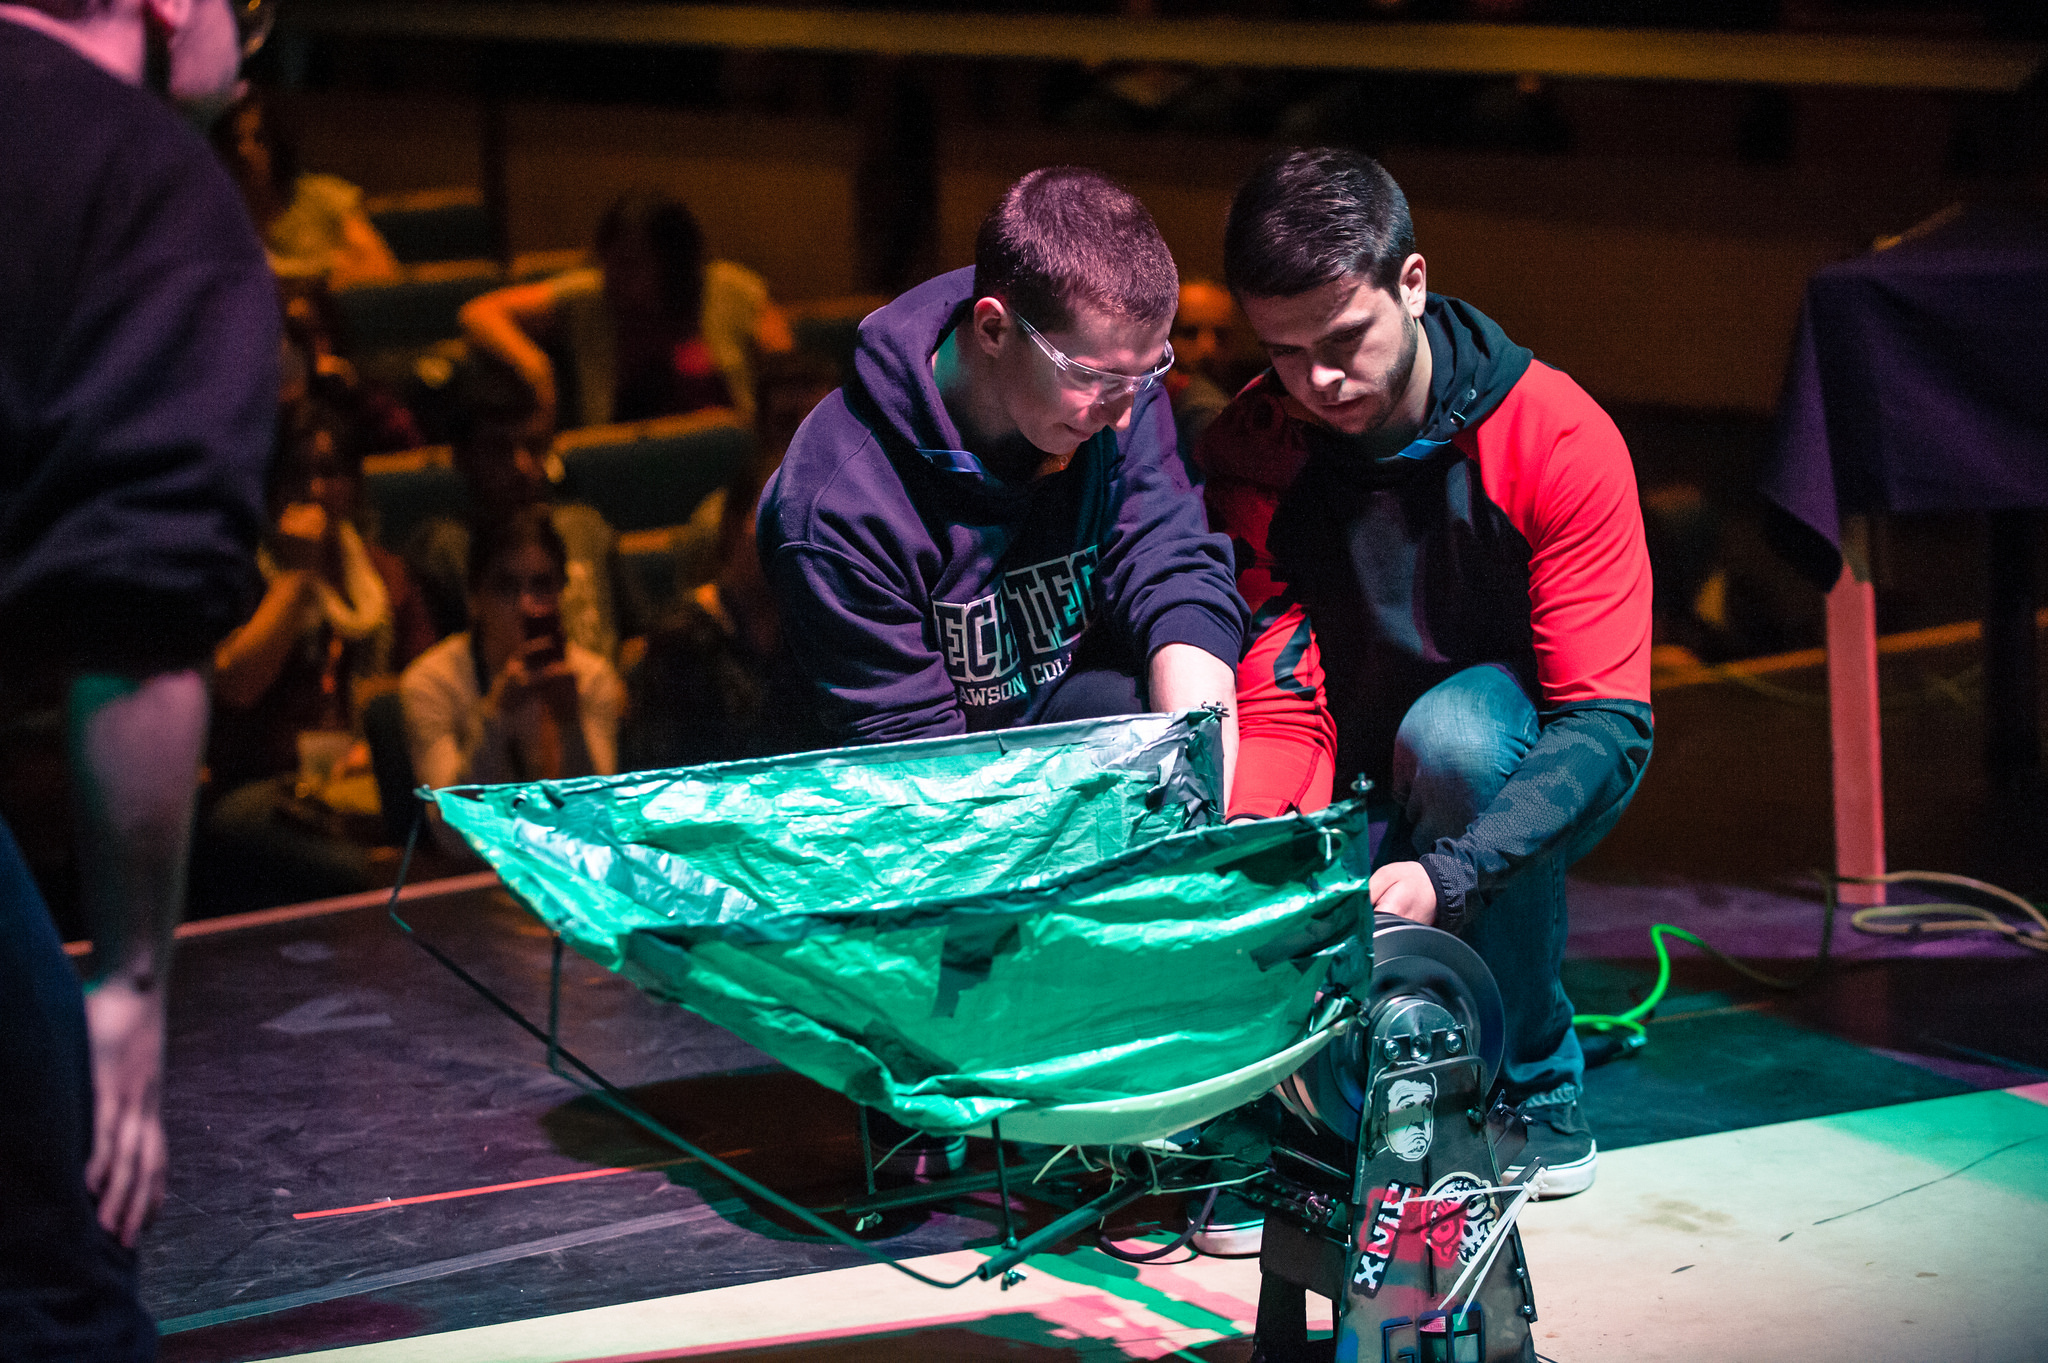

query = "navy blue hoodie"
[759, 268, 1246, 745]
[1, 22, 277, 678]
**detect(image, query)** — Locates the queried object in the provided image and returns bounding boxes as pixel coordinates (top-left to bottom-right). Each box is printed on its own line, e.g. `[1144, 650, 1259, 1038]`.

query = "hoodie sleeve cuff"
[1417, 852, 1474, 935]
[1144, 603, 1246, 672]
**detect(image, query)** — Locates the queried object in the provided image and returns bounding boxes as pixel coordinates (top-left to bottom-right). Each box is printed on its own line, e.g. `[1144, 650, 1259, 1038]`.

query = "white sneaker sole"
[1512, 1143, 1597, 1199]
[1191, 1221, 1265, 1256]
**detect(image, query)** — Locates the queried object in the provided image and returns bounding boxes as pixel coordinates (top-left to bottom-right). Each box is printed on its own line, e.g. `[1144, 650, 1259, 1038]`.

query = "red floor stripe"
[291, 1159, 688, 1220]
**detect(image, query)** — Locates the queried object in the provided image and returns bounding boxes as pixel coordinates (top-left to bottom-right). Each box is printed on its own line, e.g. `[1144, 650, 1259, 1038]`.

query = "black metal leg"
[1253, 1272, 1319, 1363]
[546, 933, 564, 1077]
[991, 1118, 1018, 1249]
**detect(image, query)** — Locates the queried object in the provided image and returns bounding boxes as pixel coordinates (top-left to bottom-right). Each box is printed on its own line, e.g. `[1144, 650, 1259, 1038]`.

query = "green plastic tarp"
[433, 711, 1372, 1135]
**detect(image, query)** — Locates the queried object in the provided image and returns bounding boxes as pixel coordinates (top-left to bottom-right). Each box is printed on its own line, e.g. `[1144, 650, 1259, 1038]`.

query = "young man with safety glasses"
[759, 167, 1246, 782]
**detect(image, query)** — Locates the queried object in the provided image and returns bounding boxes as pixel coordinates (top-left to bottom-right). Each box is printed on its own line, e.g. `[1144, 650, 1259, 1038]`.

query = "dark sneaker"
[865, 1112, 968, 1183]
[878, 1133, 968, 1181]
[1504, 1098, 1597, 1198]
[1187, 1189, 1265, 1256]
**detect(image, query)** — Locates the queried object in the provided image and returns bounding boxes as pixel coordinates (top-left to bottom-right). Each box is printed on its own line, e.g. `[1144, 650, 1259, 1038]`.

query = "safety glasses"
[1013, 312, 1174, 402]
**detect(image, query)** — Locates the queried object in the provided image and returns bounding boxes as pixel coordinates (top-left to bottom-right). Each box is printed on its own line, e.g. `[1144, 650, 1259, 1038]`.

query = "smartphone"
[523, 609, 566, 669]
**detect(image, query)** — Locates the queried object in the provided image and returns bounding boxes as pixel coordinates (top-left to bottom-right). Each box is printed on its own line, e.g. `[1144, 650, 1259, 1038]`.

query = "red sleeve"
[1232, 600, 1337, 818]
[1195, 381, 1337, 819]
[1467, 362, 1653, 707]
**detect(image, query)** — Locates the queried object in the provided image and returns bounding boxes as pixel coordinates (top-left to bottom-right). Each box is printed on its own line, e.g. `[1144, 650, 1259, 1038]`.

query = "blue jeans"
[0, 818, 155, 1360]
[1370, 665, 1639, 1105]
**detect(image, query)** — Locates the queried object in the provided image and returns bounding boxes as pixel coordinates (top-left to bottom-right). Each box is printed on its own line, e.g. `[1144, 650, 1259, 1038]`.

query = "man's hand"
[1369, 860, 1438, 925]
[68, 669, 206, 1250]
[82, 979, 168, 1248]
[1147, 642, 1240, 801]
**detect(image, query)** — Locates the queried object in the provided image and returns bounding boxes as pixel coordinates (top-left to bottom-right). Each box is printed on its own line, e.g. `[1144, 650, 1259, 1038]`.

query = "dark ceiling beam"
[282, 3, 2043, 93]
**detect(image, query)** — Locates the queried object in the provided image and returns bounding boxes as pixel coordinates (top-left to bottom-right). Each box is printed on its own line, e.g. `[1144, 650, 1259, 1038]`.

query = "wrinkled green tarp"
[435, 712, 1372, 1134]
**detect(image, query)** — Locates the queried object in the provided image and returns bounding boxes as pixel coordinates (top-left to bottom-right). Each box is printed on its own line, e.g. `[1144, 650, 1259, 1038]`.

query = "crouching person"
[756, 167, 1249, 1178]
[1201, 148, 1656, 1198]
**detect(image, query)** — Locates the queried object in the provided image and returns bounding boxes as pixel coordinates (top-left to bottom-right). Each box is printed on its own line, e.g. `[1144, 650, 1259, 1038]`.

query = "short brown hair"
[973, 167, 1178, 332]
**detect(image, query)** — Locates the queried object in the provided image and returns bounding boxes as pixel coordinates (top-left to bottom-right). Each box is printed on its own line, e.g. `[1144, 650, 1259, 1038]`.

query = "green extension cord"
[1570, 870, 2048, 1047]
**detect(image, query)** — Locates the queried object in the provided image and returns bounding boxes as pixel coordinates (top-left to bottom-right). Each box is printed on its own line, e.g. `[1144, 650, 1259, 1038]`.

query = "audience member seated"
[1165, 278, 1254, 455]
[458, 190, 793, 430]
[401, 505, 625, 852]
[622, 352, 840, 768]
[279, 274, 425, 453]
[213, 88, 403, 290]
[403, 365, 651, 664]
[191, 405, 436, 913]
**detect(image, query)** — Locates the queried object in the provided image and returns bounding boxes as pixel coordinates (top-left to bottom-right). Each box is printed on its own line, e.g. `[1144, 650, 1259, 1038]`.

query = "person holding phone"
[399, 504, 625, 850]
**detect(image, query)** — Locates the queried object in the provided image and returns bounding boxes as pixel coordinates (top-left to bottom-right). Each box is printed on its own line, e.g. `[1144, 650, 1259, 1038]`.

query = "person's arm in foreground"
[1149, 641, 1239, 805]
[69, 669, 208, 1248]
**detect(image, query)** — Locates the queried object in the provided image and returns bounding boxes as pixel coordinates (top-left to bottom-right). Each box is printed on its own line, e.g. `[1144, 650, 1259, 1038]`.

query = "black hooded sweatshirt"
[1200, 296, 1654, 930]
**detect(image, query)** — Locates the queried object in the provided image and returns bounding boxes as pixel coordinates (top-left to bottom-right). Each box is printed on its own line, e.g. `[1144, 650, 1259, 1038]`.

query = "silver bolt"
[1382, 1038, 1402, 1061]
[1444, 1033, 1463, 1054]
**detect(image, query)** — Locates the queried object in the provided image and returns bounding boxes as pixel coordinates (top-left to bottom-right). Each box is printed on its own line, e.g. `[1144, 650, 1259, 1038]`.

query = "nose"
[1089, 386, 1137, 432]
[1307, 360, 1347, 394]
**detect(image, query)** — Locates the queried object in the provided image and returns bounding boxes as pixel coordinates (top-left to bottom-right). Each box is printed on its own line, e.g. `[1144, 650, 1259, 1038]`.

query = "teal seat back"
[365, 461, 469, 552]
[370, 203, 493, 265]
[334, 274, 500, 354]
[557, 423, 754, 534]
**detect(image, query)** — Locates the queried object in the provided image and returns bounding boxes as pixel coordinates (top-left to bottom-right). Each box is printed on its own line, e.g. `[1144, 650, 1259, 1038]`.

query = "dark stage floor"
[145, 620, 2046, 1361]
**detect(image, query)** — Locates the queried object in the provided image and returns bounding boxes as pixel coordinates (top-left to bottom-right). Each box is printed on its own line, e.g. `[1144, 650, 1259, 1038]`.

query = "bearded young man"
[1200, 147, 1655, 1199]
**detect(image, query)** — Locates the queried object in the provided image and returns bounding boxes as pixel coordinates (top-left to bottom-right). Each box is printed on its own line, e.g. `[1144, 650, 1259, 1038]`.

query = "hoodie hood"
[845, 266, 994, 484]
[1413, 295, 1533, 443]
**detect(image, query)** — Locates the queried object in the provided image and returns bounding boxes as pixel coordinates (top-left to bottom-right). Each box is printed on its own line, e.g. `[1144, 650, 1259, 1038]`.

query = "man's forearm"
[1148, 642, 1240, 804]
[1416, 701, 1652, 932]
[68, 670, 208, 983]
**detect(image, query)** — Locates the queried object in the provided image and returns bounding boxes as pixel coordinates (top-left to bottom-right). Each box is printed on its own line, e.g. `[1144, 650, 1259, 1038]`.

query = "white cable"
[1436, 1178, 1538, 1324]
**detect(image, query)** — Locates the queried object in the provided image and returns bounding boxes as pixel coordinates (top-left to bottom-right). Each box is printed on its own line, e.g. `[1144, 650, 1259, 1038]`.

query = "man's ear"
[967, 297, 1011, 359]
[1397, 254, 1428, 319]
[141, 0, 197, 32]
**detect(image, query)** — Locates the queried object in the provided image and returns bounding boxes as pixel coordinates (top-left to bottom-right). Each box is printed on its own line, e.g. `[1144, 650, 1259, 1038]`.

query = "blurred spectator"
[1165, 279, 1246, 455]
[401, 505, 625, 850]
[212, 88, 403, 289]
[191, 405, 435, 912]
[278, 275, 425, 454]
[623, 352, 840, 768]
[404, 364, 650, 664]
[459, 191, 793, 431]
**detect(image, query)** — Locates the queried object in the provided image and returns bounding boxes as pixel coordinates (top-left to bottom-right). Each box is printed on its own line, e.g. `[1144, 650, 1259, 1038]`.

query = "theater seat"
[334, 265, 502, 354]
[554, 409, 754, 535]
[362, 446, 468, 553]
[365, 187, 494, 265]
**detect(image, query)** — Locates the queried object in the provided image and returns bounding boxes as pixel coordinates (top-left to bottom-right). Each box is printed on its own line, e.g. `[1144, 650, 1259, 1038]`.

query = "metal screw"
[1443, 1032, 1463, 1054]
[1002, 1269, 1027, 1290]
[1382, 1038, 1402, 1061]
[1520, 1305, 1536, 1319]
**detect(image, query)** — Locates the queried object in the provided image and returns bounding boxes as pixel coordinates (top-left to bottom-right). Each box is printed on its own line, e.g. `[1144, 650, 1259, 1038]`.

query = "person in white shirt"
[401, 504, 624, 850]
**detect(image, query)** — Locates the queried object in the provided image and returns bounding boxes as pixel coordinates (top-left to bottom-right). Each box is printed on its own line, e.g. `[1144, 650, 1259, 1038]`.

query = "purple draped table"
[1760, 199, 2048, 902]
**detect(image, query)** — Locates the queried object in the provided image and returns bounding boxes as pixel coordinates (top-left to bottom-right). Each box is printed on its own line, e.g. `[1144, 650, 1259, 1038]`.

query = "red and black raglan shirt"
[1198, 297, 1653, 931]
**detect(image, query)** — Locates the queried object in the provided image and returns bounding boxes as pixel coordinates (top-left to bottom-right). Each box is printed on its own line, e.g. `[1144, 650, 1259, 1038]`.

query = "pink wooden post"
[1826, 526, 1885, 906]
